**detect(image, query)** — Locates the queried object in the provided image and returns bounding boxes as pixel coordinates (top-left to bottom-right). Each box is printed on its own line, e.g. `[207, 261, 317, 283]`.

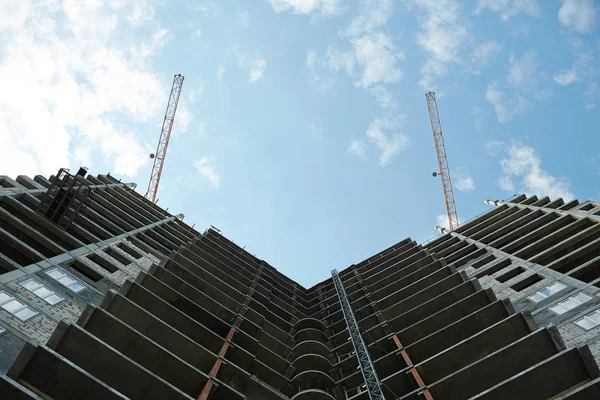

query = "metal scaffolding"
[331, 269, 386, 400]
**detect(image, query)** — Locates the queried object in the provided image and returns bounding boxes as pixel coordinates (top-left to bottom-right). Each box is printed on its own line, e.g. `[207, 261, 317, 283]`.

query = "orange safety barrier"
[392, 335, 434, 400]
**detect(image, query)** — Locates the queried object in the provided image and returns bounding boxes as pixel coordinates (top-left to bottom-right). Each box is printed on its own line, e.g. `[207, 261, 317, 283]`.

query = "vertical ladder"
[331, 269, 386, 400]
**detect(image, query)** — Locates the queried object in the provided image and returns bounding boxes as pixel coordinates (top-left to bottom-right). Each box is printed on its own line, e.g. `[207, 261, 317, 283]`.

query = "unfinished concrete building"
[0, 171, 600, 399]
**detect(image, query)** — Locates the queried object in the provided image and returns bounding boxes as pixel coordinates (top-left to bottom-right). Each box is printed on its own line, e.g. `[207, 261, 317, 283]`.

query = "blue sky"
[1, 0, 599, 286]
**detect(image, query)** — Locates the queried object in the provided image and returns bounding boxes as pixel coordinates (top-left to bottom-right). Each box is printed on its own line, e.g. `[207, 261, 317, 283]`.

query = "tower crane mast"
[144, 74, 185, 203]
[425, 91, 459, 231]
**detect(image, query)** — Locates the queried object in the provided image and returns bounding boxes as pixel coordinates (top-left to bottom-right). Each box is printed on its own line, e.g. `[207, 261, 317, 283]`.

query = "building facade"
[0, 171, 599, 399]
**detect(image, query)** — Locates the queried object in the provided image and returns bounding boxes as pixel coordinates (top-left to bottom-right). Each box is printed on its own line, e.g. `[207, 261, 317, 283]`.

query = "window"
[550, 293, 592, 315]
[575, 309, 600, 330]
[528, 282, 566, 303]
[45, 268, 86, 293]
[19, 279, 64, 305]
[0, 291, 38, 321]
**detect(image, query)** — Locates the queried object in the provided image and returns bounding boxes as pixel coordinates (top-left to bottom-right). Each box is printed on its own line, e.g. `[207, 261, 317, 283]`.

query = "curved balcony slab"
[294, 328, 328, 344]
[294, 318, 326, 332]
[292, 353, 332, 374]
[292, 340, 331, 359]
[291, 370, 336, 392]
[291, 388, 336, 400]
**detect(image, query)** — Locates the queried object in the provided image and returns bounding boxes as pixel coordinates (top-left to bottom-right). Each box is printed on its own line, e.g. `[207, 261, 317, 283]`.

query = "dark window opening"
[496, 267, 526, 283]
[511, 274, 543, 291]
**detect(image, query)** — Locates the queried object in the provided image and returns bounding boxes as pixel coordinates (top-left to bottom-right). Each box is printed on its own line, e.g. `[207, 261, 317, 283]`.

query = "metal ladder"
[331, 269, 385, 400]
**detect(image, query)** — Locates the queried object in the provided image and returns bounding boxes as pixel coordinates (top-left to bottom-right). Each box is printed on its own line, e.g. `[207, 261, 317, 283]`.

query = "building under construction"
[1, 170, 600, 398]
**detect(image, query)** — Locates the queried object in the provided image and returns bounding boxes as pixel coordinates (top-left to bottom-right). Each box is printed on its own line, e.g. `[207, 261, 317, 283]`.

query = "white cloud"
[217, 65, 226, 80]
[0, 0, 171, 179]
[347, 139, 366, 158]
[498, 175, 515, 192]
[453, 168, 475, 192]
[347, 118, 408, 166]
[472, 106, 488, 131]
[326, 47, 355, 74]
[352, 33, 403, 88]
[553, 68, 580, 86]
[268, 0, 342, 16]
[558, 0, 596, 34]
[306, 49, 317, 69]
[371, 86, 397, 108]
[470, 41, 502, 74]
[498, 143, 574, 200]
[436, 214, 450, 231]
[553, 52, 594, 87]
[585, 103, 596, 111]
[345, 0, 393, 37]
[486, 52, 550, 123]
[484, 140, 505, 156]
[485, 82, 530, 123]
[365, 118, 408, 166]
[237, 55, 266, 83]
[194, 157, 220, 188]
[308, 74, 335, 93]
[197, 122, 206, 137]
[238, 10, 250, 28]
[412, 0, 468, 89]
[506, 52, 538, 91]
[474, 0, 540, 21]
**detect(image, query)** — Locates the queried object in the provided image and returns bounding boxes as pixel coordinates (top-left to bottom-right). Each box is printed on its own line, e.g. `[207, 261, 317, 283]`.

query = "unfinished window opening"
[45, 268, 86, 293]
[104, 247, 132, 266]
[555, 240, 600, 276]
[471, 207, 522, 240]
[471, 254, 496, 269]
[578, 203, 595, 212]
[496, 267, 526, 283]
[500, 213, 562, 252]
[0, 201, 77, 250]
[84, 211, 121, 236]
[550, 292, 592, 315]
[428, 236, 460, 254]
[538, 226, 600, 267]
[69, 259, 103, 282]
[0, 217, 57, 258]
[508, 216, 574, 255]
[479, 210, 536, 245]
[510, 274, 543, 292]
[474, 259, 512, 279]
[491, 211, 549, 248]
[528, 282, 567, 303]
[19, 278, 64, 305]
[87, 253, 118, 273]
[453, 248, 487, 268]
[454, 204, 509, 235]
[438, 241, 470, 261]
[0, 291, 38, 321]
[117, 242, 144, 259]
[559, 200, 579, 211]
[0, 238, 41, 267]
[575, 309, 600, 330]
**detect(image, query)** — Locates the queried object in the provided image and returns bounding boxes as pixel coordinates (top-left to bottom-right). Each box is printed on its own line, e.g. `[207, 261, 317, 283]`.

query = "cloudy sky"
[1, 0, 599, 286]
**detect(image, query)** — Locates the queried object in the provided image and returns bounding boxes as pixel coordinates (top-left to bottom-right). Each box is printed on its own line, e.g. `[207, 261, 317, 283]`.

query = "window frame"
[575, 309, 600, 331]
[45, 268, 86, 293]
[19, 278, 64, 305]
[528, 282, 567, 303]
[0, 291, 38, 321]
[549, 292, 592, 315]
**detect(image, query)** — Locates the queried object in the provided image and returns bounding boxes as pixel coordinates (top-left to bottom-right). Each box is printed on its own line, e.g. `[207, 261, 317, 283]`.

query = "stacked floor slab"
[1, 174, 600, 399]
